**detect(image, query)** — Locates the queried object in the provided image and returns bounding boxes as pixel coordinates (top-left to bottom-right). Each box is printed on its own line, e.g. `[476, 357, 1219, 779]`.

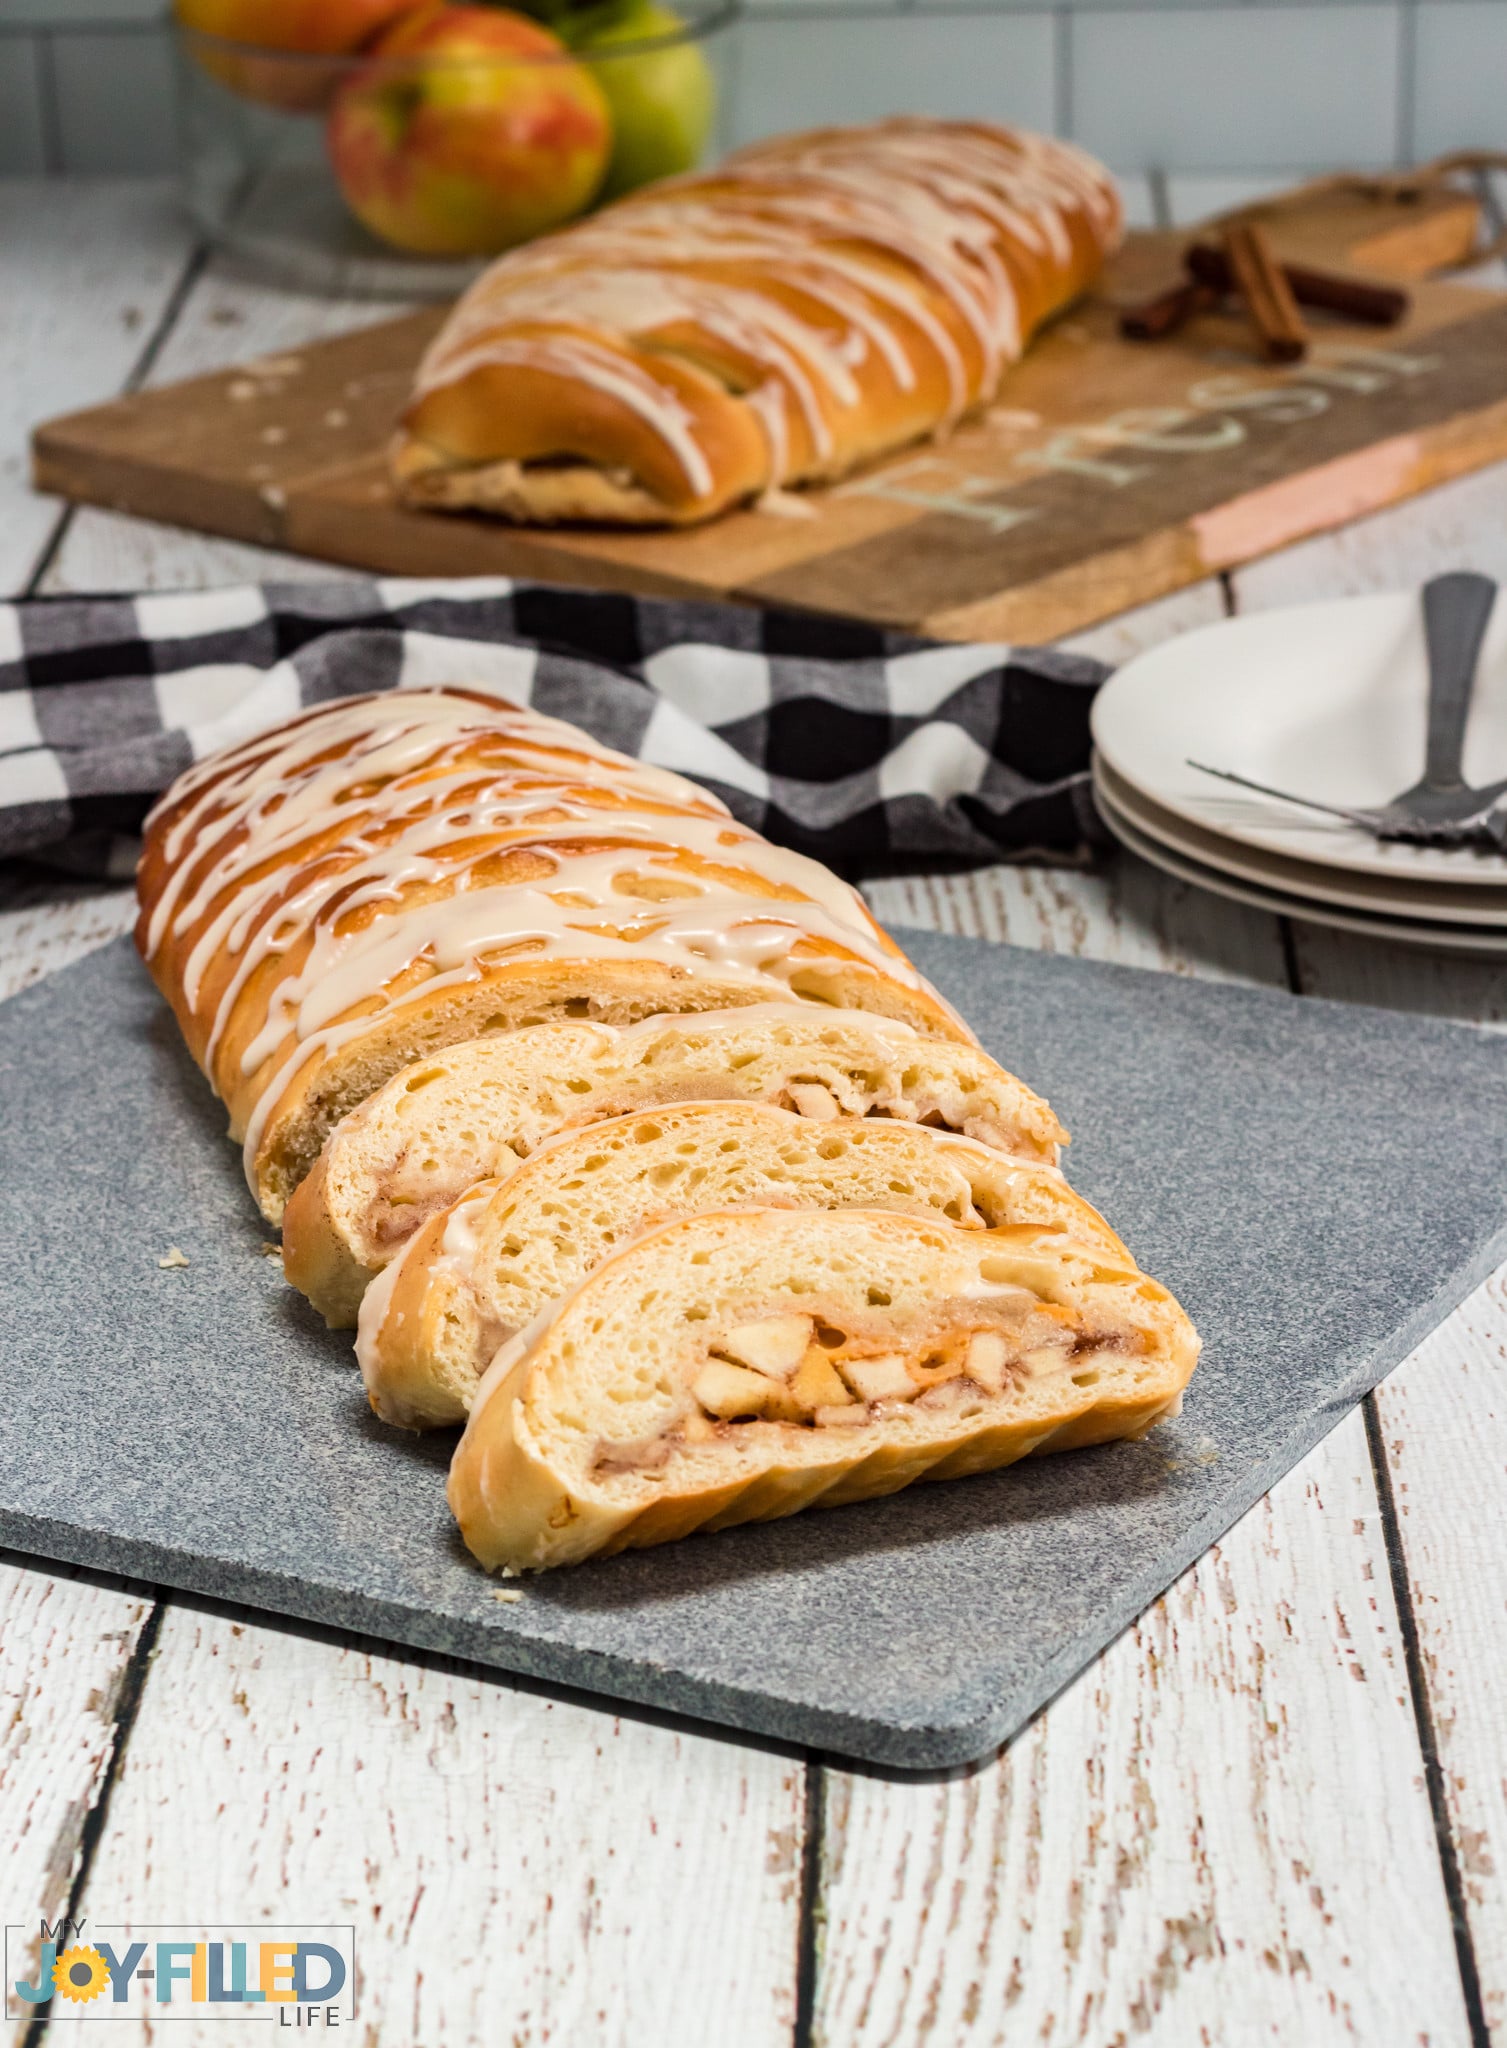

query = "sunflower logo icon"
[52, 1945, 109, 2004]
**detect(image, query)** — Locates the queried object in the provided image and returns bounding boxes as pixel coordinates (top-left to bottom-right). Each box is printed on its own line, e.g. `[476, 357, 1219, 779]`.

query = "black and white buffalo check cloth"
[0, 576, 1110, 877]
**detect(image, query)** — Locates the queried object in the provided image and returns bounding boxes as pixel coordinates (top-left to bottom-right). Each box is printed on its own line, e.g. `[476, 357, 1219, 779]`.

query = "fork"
[1189, 571, 1505, 851]
[1381, 572, 1499, 828]
[1184, 761, 1507, 849]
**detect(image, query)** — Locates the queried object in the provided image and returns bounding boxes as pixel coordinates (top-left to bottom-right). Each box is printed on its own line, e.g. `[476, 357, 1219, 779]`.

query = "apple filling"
[589, 1296, 1136, 1476]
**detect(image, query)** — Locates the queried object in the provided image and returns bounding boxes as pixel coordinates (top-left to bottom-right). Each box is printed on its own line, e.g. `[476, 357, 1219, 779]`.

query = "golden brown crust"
[136, 688, 971, 1220]
[394, 118, 1123, 528]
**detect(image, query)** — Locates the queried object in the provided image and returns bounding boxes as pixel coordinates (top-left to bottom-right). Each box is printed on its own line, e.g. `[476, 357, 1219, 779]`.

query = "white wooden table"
[4, 176, 1507, 2048]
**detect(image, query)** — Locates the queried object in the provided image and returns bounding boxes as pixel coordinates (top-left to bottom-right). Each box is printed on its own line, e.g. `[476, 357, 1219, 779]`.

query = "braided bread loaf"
[140, 681, 1200, 1578]
[136, 686, 968, 1221]
[395, 119, 1122, 527]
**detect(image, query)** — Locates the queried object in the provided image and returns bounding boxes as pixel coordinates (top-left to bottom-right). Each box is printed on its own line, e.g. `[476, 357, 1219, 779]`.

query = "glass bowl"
[175, 0, 742, 298]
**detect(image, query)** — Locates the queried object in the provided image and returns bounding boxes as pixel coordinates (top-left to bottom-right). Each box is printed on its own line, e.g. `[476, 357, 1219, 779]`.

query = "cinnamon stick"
[1184, 242, 1409, 326]
[1118, 279, 1220, 341]
[1222, 222, 1308, 362]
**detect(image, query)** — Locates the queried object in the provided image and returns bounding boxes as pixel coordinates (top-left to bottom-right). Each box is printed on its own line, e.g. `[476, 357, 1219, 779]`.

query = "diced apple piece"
[840, 1354, 918, 1402]
[715, 1313, 813, 1379]
[917, 1377, 974, 1410]
[815, 1403, 869, 1427]
[1020, 1345, 1072, 1377]
[679, 1407, 719, 1444]
[783, 1346, 853, 1417]
[964, 1329, 1011, 1393]
[1018, 1307, 1078, 1351]
[692, 1359, 783, 1419]
[977, 1250, 1068, 1299]
[787, 1081, 840, 1120]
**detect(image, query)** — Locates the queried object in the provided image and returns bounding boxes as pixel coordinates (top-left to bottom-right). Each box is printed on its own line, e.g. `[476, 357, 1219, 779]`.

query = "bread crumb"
[491, 1588, 525, 1604]
[258, 1241, 282, 1258]
[158, 1247, 190, 1269]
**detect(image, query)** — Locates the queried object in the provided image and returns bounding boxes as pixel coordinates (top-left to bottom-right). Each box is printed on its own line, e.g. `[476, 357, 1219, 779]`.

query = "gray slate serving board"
[2, 932, 1504, 1769]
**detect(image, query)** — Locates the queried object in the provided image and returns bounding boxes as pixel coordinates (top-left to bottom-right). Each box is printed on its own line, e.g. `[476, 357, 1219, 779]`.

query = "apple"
[326, 4, 613, 258]
[174, 0, 415, 111]
[573, 0, 715, 202]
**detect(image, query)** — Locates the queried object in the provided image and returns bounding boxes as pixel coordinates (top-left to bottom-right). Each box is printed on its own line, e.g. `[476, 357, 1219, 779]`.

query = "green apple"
[574, 0, 716, 201]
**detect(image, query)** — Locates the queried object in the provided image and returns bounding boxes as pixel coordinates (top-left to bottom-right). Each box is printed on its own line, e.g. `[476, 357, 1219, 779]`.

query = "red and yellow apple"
[174, 0, 415, 110]
[326, 4, 613, 258]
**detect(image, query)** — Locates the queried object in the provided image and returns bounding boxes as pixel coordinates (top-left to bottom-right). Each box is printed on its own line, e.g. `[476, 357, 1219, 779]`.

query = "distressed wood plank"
[0, 883, 136, 1004]
[820, 861, 1472, 2044]
[1288, 928, 1507, 1029]
[0, 1560, 154, 2001]
[1059, 577, 1227, 668]
[1228, 472, 1507, 2034]
[59, 1604, 806, 2048]
[1235, 456, 1507, 612]
[0, 179, 192, 596]
[1280, 915, 1507, 2032]
[864, 850, 1285, 988]
[816, 1409, 1464, 2047]
[40, 505, 342, 596]
[1368, 1272, 1507, 2042]
[44, 254, 415, 595]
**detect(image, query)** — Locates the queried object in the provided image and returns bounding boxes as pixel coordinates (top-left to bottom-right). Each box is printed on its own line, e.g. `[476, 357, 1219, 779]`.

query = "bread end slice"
[448, 1207, 1200, 1572]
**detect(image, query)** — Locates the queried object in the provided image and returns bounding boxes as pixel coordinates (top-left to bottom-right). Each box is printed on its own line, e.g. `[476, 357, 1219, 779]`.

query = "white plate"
[1094, 778, 1507, 957]
[1090, 590, 1507, 887]
[1094, 754, 1507, 926]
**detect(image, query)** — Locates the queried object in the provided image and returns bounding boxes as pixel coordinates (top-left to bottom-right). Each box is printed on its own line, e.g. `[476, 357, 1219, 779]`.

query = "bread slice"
[358, 1101, 1129, 1428]
[283, 1005, 1067, 1326]
[447, 1206, 1200, 1572]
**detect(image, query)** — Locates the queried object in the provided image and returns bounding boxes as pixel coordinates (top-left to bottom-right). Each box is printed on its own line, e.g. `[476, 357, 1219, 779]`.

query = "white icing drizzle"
[354, 1238, 407, 1385]
[146, 689, 715, 959]
[140, 689, 963, 1191]
[411, 118, 1122, 503]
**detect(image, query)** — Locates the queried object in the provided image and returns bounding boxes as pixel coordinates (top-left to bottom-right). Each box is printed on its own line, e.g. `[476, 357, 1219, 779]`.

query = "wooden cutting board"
[32, 178, 1507, 641]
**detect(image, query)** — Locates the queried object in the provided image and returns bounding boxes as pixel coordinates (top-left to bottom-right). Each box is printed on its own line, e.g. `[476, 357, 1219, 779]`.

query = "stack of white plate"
[1089, 590, 1507, 956]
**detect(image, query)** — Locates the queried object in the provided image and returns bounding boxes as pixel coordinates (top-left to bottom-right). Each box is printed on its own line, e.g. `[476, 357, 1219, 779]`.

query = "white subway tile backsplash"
[1165, 171, 1309, 225]
[51, 25, 178, 174]
[1412, 2, 1507, 157]
[730, 11, 1056, 147]
[0, 34, 45, 172]
[741, 0, 884, 14]
[1071, 6, 1404, 172]
[0, 0, 163, 21]
[0, 1, 1500, 184]
[1115, 170, 1158, 226]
